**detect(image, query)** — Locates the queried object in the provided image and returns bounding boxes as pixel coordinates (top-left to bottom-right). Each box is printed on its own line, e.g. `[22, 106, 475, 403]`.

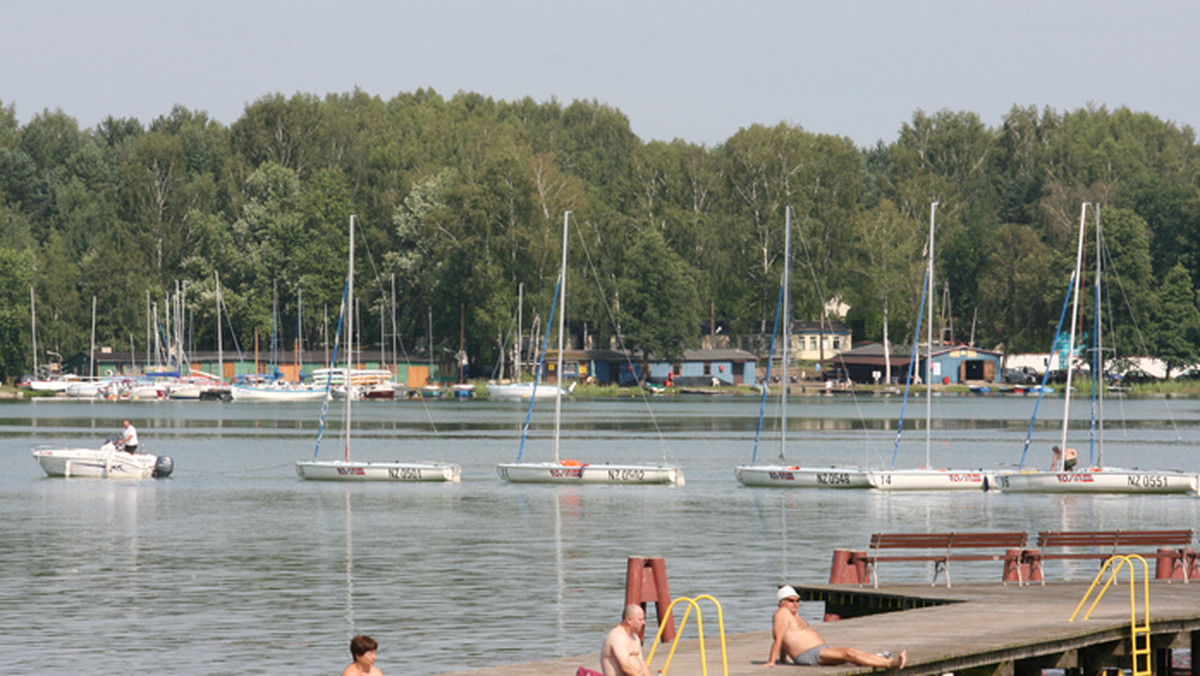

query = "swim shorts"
[792, 644, 827, 666]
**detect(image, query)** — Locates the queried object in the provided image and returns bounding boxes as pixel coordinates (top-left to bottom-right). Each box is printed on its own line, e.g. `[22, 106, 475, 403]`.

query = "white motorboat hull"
[992, 468, 1199, 494]
[32, 443, 171, 479]
[489, 384, 565, 402]
[735, 464, 871, 488]
[296, 460, 461, 482]
[65, 382, 102, 398]
[230, 385, 328, 402]
[497, 462, 684, 485]
[128, 385, 166, 400]
[867, 468, 994, 491]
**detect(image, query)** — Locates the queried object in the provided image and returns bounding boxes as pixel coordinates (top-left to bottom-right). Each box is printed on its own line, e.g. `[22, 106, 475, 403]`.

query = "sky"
[4, 0, 1199, 149]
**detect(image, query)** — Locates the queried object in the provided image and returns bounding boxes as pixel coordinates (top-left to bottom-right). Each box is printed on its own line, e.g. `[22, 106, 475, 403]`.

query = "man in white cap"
[763, 585, 905, 670]
[600, 604, 652, 676]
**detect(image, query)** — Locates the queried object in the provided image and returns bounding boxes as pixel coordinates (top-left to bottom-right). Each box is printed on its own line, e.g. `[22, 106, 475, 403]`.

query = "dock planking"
[435, 581, 1200, 675]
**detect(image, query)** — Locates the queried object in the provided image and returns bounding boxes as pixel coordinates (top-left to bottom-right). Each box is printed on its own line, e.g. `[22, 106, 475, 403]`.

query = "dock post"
[829, 549, 859, 584]
[1003, 548, 1035, 584]
[624, 556, 675, 643]
[1154, 547, 1198, 581]
[1021, 549, 1044, 583]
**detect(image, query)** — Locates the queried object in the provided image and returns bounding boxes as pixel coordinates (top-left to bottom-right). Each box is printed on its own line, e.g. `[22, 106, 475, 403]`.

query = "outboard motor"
[153, 456, 174, 478]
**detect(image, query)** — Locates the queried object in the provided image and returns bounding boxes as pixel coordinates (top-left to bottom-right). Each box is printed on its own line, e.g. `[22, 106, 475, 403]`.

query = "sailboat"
[996, 203, 1198, 494]
[496, 212, 684, 485]
[868, 203, 991, 491]
[489, 284, 569, 402]
[296, 215, 462, 483]
[735, 206, 871, 488]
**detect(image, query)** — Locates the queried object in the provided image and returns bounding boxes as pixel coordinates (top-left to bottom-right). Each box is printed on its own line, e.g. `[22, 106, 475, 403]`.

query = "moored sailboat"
[735, 206, 871, 488]
[868, 203, 991, 491]
[296, 215, 461, 483]
[497, 212, 684, 485]
[996, 203, 1198, 494]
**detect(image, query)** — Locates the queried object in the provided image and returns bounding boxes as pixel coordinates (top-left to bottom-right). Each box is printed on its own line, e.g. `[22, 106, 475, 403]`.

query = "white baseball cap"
[777, 585, 799, 601]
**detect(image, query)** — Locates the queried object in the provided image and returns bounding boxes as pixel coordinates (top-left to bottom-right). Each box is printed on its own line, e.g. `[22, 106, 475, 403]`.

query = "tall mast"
[215, 271, 224, 381]
[779, 206, 791, 462]
[344, 215, 355, 462]
[1059, 203, 1090, 467]
[1093, 203, 1104, 467]
[553, 211, 570, 463]
[925, 203, 937, 468]
[30, 286, 37, 376]
[516, 282, 524, 381]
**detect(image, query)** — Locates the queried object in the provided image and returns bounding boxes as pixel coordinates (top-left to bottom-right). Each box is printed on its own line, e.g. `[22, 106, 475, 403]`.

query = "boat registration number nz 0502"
[609, 469, 645, 481]
[388, 467, 423, 480]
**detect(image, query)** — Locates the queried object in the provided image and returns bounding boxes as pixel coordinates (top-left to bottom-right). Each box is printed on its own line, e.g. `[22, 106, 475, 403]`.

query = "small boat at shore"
[32, 437, 174, 479]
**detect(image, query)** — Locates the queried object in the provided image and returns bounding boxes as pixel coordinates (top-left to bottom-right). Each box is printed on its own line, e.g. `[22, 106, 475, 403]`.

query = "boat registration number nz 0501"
[388, 467, 423, 480]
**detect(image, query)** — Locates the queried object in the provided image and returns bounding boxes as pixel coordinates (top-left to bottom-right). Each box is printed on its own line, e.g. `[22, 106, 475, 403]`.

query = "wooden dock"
[436, 581, 1200, 675]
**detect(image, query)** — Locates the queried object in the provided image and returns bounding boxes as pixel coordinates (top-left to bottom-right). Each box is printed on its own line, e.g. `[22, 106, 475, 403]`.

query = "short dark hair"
[350, 634, 378, 658]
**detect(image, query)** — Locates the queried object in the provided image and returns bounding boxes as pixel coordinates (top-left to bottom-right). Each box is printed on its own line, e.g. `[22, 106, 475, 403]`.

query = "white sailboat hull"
[497, 462, 684, 485]
[296, 460, 461, 482]
[735, 464, 871, 488]
[867, 468, 994, 491]
[993, 468, 1198, 494]
[230, 385, 327, 402]
[489, 383, 565, 402]
[32, 444, 168, 479]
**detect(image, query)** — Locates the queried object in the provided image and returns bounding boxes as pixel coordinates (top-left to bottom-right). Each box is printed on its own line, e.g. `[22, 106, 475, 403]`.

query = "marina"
[1, 395, 1198, 674]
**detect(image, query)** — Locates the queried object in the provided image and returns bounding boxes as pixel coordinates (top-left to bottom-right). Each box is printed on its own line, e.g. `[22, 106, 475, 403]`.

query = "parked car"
[1003, 367, 1038, 384]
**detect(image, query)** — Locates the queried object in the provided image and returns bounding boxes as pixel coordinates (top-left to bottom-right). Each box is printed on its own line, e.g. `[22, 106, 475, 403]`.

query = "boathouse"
[824, 342, 1001, 385]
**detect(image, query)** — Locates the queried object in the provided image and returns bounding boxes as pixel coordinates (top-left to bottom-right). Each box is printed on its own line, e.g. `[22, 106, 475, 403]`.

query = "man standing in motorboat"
[119, 420, 139, 454]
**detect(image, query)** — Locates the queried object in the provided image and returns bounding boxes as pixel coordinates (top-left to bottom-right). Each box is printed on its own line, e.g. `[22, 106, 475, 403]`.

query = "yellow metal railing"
[1069, 554, 1151, 676]
[646, 595, 728, 676]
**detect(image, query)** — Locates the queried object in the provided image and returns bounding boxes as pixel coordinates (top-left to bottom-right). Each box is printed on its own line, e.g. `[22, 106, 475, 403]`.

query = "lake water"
[2, 392, 1198, 674]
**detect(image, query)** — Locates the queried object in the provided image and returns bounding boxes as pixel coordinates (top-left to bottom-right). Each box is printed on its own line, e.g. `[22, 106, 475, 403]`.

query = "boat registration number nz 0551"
[1127, 474, 1169, 488]
[388, 467, 423, 480]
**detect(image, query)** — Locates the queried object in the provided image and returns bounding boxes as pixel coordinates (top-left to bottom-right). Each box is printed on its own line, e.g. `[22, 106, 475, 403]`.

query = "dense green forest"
[3, 89, 1200, 382]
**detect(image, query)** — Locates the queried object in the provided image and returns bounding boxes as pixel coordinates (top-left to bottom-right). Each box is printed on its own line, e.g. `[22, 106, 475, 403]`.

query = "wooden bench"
[857, 531, 1029, 588]
[1025, 529, 1197, 583]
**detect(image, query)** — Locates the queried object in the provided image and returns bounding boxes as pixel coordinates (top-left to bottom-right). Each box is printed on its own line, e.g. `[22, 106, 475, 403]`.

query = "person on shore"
[600, 604, 652, 676]
[1052, 445, 1078, 471]
[342, 634, 383, 676]
[762, 585, 905, 670]
[119, 420, 139, 454]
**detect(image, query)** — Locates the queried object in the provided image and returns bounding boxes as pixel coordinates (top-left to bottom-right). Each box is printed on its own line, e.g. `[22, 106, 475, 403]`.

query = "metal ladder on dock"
[646, 595, 728, 676]
[1070, 553, 1151, 676]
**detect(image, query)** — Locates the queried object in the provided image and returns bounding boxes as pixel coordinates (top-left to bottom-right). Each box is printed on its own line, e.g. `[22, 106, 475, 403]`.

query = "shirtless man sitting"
[600, 604, 652, 676]
[763, 585, 905, 670]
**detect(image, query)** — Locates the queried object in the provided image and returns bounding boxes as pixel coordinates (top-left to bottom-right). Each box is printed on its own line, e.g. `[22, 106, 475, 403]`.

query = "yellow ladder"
[645, 595, 728, 676]
[1069, 554, 1151, 676]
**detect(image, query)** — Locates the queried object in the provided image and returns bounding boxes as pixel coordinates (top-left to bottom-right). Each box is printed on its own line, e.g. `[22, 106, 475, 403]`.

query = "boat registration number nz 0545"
[817, 473, 852, 485]
[388, 467, 423, 480]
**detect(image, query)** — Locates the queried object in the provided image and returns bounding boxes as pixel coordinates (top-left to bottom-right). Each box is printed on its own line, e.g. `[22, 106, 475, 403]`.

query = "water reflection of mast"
[344, 489, 354, 629]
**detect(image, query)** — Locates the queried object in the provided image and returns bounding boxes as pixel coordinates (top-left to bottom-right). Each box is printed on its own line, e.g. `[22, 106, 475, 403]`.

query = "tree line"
[2, 89, 1200, 382]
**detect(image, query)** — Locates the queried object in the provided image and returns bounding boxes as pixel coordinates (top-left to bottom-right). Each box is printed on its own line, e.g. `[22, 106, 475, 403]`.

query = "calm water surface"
[2, 393, 1198, 674]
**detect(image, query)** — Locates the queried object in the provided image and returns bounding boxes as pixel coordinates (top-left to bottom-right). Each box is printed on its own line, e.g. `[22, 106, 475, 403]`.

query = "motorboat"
[32, 437, 174, 479]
